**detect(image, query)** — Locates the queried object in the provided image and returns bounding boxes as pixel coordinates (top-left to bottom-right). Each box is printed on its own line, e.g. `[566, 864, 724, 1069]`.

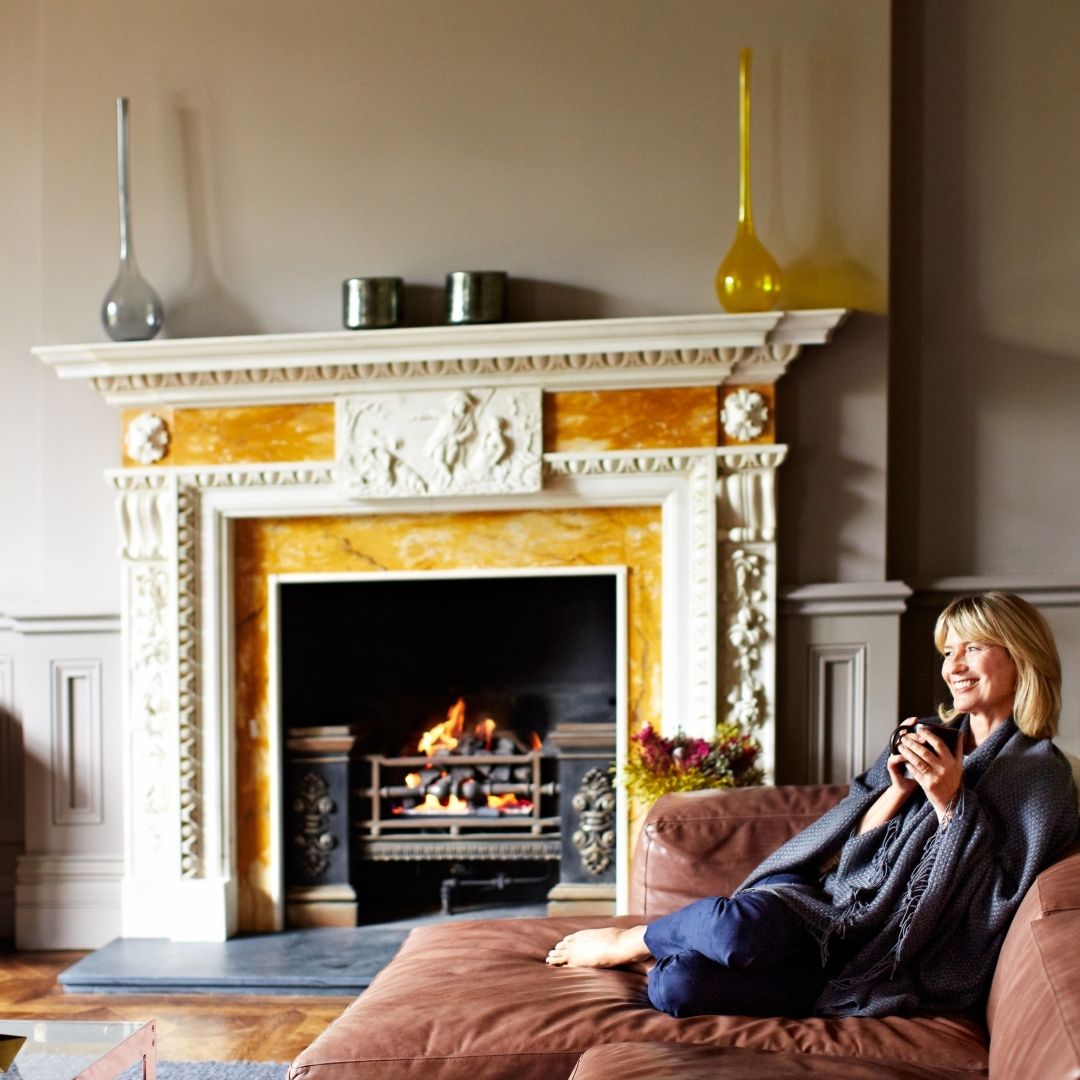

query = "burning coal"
[389, 698, 537, 816]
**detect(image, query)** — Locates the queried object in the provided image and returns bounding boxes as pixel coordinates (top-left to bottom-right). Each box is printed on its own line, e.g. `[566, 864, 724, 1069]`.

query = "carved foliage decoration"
[723, 548, 768, 729]
[571, 768, 616, 876]
[128, 563, 172, 856]
[292, 771, 337, 878]
[336, 388, 542, 498]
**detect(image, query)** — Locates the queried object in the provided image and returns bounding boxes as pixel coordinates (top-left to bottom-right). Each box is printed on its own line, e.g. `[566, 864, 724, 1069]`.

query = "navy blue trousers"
[643, 872, 825, 1018]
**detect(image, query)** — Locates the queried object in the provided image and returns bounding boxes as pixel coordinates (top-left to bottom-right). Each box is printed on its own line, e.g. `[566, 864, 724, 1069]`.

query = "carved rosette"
[570, 769, 616, 876]
[292, 771, 338, 878]
[721, 388, 769, 442]
[124, 412, 171, 464]
[336, 387, 542, 498]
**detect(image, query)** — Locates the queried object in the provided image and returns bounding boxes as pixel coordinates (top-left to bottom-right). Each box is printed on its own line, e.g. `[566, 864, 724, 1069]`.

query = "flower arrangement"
[621, 722, 764, 805]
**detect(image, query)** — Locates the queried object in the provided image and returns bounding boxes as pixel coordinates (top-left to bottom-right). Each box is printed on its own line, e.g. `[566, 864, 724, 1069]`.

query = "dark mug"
[889, 717, 963, 773]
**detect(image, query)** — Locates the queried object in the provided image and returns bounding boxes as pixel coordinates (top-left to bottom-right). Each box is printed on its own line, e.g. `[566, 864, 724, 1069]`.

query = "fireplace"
[275, 569, 621, 923]
[37, 310, 847, 940]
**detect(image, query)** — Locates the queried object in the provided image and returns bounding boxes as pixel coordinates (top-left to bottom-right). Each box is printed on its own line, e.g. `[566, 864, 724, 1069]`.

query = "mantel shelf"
[35, 309, 848, 408]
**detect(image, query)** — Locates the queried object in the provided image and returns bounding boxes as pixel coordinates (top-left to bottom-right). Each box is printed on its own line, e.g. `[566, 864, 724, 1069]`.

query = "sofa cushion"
[987, 848, 1080, 1079]
[568, 1042, 983, 1079]
[287, 914, 989, 1080]
[630, 786, 849, 917]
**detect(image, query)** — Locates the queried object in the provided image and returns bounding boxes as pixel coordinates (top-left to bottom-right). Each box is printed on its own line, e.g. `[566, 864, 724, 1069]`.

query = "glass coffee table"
[0, 1018, 155, 1079]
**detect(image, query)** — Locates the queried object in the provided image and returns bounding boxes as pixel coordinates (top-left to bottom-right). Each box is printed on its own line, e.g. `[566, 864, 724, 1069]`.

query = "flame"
[396, 790, 532, 815]
[487, 792, 529, 811]
[392, 699, 535, 815]
[418, 698, 465, 757]
[530, 732, 543, 751]
[420, 792, 472, 813]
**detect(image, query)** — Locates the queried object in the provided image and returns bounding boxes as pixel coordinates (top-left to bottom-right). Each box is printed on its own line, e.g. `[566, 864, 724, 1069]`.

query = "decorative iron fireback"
[571, 768, 616, 875]
[293, 770, 337, 878]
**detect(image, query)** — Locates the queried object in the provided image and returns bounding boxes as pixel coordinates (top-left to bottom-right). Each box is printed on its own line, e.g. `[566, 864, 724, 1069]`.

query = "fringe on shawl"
[818, 788, 966, 1003]
[814, 814, 902, 966]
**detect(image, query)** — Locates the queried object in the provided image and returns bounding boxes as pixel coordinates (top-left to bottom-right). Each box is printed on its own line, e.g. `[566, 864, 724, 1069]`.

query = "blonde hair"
[934, 591, 1061, 738]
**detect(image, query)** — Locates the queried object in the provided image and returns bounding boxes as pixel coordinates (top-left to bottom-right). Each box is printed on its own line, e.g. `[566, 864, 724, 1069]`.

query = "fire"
[487, 792, 527, 811]
[398, 789, 532, 815]
[418, 698, 466, 757]
[417, 792, 473, 813]
[393, 699, 535, 816]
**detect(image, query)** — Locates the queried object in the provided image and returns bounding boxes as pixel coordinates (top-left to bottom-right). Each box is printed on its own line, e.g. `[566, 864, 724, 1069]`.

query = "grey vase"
[102, 97, 164, 342]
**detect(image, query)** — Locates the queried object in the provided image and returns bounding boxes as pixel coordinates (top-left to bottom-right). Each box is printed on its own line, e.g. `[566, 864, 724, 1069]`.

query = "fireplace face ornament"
[34, 311, 848, 940]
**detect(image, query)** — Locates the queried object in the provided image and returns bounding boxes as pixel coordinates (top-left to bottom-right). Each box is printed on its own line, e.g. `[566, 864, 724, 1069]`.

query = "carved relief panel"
[336, 387, 542, 499]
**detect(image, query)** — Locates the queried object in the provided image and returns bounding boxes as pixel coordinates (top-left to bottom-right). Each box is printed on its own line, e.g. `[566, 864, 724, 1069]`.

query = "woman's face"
[941, 627, 1018, 726]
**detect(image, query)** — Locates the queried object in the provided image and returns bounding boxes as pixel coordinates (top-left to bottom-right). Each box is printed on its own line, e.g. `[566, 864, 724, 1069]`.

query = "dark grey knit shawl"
[738, 717, 1078, 1017]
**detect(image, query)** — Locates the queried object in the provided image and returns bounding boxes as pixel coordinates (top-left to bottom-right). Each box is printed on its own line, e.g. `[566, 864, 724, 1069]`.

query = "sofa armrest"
[629, 784, 849, 917]
[987, 846, 1080, 1079]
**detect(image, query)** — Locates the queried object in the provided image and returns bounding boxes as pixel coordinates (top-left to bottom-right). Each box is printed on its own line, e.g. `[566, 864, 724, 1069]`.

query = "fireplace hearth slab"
[57, 904, 547, 996]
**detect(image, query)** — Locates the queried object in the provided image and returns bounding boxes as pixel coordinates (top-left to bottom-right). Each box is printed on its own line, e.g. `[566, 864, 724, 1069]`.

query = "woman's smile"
[942, 630, 1017, 726]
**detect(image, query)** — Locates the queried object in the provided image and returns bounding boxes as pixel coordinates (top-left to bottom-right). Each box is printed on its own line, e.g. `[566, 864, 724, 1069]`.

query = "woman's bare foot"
[545, 925, 651, 968]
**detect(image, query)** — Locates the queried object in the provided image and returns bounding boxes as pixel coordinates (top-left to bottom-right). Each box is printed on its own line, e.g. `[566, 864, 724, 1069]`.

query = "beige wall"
[890, 0, 1080, 580]
[0, 0, 891, 612]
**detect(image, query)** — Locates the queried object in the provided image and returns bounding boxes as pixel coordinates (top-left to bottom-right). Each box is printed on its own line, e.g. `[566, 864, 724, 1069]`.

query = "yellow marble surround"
[233, 507, 662, 931]
[122, 386, 774, 467]
[121, 403, 335, 467]
[120, 383, 774, 931]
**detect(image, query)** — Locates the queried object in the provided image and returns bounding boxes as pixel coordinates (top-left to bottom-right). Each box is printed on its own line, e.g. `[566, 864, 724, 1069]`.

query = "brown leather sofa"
[287, 785, 1080, 1079]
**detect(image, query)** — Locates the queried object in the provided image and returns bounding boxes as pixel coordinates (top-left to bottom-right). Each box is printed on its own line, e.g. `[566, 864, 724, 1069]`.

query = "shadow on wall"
[777, 310, 890, 586]
[397, 279, 608, 328]
[166, 104, 261, 339]
[161, 99, 611, 339]
[767, 42, 887, 317]
[890, 0, 1080, 580]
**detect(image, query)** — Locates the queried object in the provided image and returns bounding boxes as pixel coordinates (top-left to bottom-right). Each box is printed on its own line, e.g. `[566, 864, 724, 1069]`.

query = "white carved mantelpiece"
[37, 311, 846, 940]
[37, 311, 846, 405]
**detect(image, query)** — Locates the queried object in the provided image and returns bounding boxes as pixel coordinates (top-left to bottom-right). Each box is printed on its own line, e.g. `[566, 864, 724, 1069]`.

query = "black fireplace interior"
[281, 573, 616, 747]
[279, 572, 618, 921]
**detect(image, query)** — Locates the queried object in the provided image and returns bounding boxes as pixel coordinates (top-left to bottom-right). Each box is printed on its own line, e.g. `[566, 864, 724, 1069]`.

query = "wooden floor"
[0, 948, 354, 1063]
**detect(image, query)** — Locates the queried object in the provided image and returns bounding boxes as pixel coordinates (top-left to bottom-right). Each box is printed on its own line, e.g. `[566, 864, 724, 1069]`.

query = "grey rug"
[59, 903, 548, 996]
[6, 1059, 289, 1079]
[122, 1063, 290, 1079]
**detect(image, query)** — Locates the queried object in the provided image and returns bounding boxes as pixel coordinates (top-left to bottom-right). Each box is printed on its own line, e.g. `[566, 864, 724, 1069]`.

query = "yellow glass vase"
[715, 48, 782, 313]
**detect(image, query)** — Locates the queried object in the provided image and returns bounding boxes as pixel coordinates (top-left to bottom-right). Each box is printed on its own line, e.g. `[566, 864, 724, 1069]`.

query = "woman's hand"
[885, 717, 920, 796]
[857, 719, 920, 834]
[897, 725, 963, 823]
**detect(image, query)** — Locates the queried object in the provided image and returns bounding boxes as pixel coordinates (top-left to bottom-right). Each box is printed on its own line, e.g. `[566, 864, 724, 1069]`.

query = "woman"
[546, 592, 1079, 1018]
